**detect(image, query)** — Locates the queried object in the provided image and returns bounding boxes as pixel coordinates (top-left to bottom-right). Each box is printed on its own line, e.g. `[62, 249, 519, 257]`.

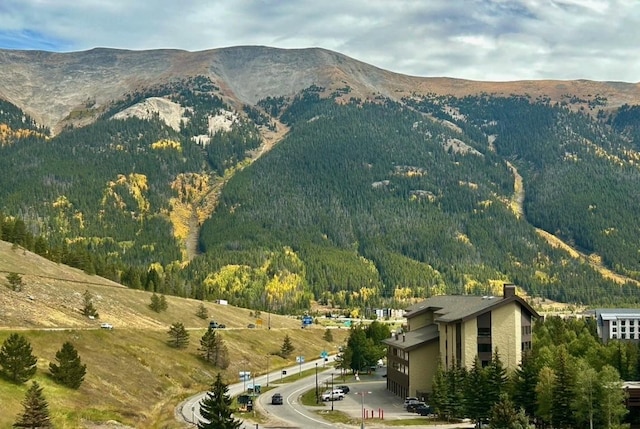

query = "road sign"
[296, 356, 305, 363]
[320, 351, 329, 359]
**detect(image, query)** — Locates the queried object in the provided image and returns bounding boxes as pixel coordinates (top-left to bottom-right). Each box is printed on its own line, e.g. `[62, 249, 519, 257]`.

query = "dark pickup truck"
[209, 321, 226, 329]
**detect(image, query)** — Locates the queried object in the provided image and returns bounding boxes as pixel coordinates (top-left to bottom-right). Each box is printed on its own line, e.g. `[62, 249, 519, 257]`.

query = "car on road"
[271, 393, 283, 405]
[100, 323, 113, 330]
[336, 385, 350, 394]
[247, 323, 256, 328]
[321, 389, 345, 401]
[209, 321, 226, 329]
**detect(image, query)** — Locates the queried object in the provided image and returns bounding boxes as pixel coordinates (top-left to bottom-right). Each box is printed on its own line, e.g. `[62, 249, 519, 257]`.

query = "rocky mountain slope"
[1, 45, 640, 133]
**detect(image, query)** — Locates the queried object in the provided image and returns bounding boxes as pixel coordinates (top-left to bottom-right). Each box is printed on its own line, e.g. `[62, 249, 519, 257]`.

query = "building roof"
[404, 294, 539, 323]
[382, 324, 439, 351]
[595, 309, 640, 321]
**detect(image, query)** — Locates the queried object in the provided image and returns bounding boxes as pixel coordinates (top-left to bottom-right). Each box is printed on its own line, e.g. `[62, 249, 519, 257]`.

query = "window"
[478, 343, 492, 353]
[478, 328, 491, 337]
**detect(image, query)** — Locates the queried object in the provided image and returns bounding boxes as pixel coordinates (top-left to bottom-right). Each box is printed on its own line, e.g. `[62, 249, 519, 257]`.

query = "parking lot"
[318, 368, 430, 423]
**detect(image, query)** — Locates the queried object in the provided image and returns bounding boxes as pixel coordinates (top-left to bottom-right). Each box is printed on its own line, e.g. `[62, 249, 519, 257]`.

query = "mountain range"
[1, 45, 640, 311]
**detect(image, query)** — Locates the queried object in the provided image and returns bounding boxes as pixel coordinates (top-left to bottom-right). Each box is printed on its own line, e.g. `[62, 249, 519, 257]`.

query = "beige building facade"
[383, 283, 538, 400]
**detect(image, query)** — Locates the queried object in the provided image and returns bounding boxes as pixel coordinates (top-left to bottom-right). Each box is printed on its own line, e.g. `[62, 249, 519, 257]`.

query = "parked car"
[247, 323, 256, 328]
[336, 385, 350, 394]
[321, 390, 345, 401]
[100, 323, 113, 330]
[403, 397, 419, 408]
[271, 393, 283, 405]
[407, 401, 427, 413]
[415, 404, 432, 416]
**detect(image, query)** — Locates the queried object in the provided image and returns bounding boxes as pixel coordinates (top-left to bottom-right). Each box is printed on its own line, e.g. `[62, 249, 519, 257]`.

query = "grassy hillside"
[0, 241, 348, 428]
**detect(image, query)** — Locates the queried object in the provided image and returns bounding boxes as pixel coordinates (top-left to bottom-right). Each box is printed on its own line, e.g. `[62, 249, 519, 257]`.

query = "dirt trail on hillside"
[507, 162, 639, 287]
[184, 120, 290, 260]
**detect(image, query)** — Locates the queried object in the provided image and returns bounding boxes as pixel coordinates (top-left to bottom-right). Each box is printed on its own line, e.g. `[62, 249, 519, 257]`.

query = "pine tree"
[465, 357, 488, 424]
[167, 322, 190, 348]
[149, 293, 162, 312]
[82, 289, 99, 319]
[510, 349, 539, 417]
[535, 366, 555, 428]
[280, 334, 295, 358]
[196, 303, 209, 319]
[13, 381, 52, 428]
[551, 346, 575, 429]
[323, 328, 333, 342]
[490, 393, 531, 429]
[430, 362, 450, 419]
[49, 341, 86, 389]
[0, 333, 38, 383]
[486, 348, 508, 408]
[159, 294, 168, 311]
[199, 328, 230, 369]
[6, 272, 23, 291]
[198, 372, 242, 429]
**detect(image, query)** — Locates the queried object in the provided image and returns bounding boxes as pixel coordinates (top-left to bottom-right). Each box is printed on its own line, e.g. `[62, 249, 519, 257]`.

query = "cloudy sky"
[1, 0, 638, 82]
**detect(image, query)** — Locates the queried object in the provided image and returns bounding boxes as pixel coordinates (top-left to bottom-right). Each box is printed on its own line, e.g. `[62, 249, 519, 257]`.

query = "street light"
[331, 373, 335, 411]
[357, 391, 372, 429]
[315, 363, 319, 404]
[266, 355, 270, 387]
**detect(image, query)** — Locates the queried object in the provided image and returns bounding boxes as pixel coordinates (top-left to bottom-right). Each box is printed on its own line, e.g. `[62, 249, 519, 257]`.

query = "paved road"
[178, 360, 474, 429]
[177, 357, 332, 426]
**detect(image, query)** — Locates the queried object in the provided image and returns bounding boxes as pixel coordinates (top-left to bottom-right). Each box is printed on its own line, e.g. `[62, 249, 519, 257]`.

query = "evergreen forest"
[1, 78, 640, 313]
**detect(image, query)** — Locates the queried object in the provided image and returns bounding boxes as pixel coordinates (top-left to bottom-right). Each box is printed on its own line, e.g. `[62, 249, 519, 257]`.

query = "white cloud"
[0, 0, 638, 82]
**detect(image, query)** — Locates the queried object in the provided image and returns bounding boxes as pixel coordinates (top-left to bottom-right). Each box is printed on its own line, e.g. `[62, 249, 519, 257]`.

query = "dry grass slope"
[0, 241, 348, 428]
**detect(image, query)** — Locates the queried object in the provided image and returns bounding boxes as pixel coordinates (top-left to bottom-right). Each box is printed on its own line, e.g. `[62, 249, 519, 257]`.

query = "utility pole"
[315, 363, 319, 404]
[357, 391, 371, 429]
[266, 355, 270, 387]
[331, 373, 335, 411]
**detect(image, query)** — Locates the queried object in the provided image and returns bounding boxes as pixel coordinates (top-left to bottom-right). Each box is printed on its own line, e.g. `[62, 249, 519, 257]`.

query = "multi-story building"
[383, 283, 539, 400]
[594, 309, 640, 343]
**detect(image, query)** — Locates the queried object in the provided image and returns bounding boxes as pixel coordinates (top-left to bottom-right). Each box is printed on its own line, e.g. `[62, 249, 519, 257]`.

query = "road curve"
[176, 356, 331, 427]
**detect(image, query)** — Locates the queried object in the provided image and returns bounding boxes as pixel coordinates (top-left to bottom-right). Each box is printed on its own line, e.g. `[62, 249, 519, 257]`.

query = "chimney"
[503, 283, 516, 299]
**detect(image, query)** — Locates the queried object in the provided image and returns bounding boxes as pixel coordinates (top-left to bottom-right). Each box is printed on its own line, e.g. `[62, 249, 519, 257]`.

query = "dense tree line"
[431, 316, 630, 428]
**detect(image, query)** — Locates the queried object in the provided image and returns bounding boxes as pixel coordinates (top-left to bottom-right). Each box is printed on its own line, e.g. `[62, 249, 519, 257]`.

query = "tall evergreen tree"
[199, 328, 230, 369]
[486, 348, 508, 407]
[465, 357, 488, 424]
[0, 333, 37, 383]
[196, 303, 209, 319]
[49, 341, 86, 389]
[490, 393, 532, 429]
[6, 272, 23, 291]
[431, 361, 449, 419]
[81, 289, 99, 319]
[13, 381, 52, 428]
[198, 372, 242, 429]
[535, 366, 555, 428]
[280, 334, 295, 358]
[510, 349, 539, 417]
[167, 322, 190, 349]
[149, 293, 162, 312]
[551, 346, 575, 429]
